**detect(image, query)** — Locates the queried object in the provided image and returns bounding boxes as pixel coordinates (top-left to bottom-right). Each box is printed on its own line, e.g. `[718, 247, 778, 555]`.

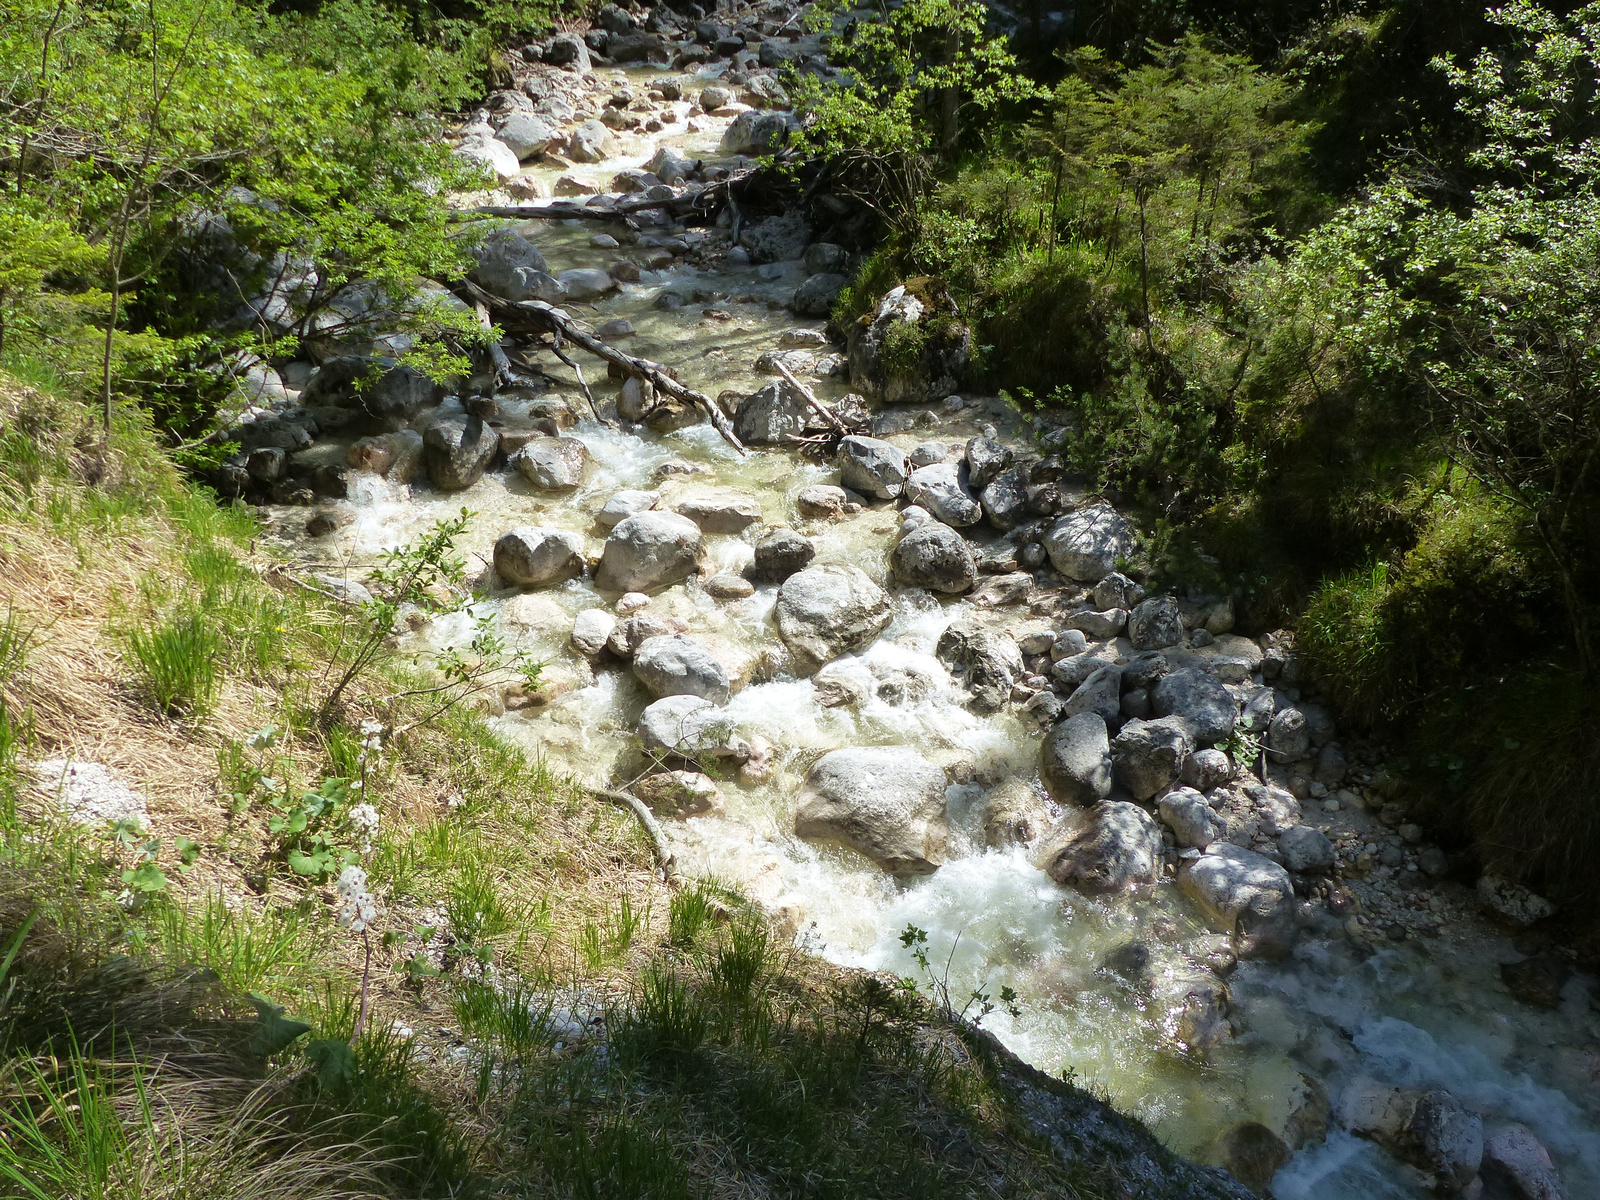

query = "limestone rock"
[634, 770, 721, 818]
[775, 565, 892, 674]
[795, 746, 949, 875]
[836, 435, 908, 500]
[1158, 788, 1224, 850]
[751, 527, 814, 584]
[570, 609, 616, 657]
[1178, 843, 1297, 960]
[890, 520, 977, 594]
[493, 526, 585, 588]
[1035, 801, 1162, 898]
[1040, 712, 1113, 806]
[1152, 668, 1237, 746]
[596, 511, 707, 592]
[424, 417, 498, 491]
[512, 436, 590, 491]
[1128, 595, 1185, 651]
[1042, 503, 1135, 582]
[598, 489, 658, 529]
[672, 489, 762, 534]
[633, 633, 731, 703]
[1112, 716, 1190, 801]
[906, 460, 981, 527]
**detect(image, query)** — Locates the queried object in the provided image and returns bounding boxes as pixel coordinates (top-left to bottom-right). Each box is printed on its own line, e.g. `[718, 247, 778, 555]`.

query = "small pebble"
[590, 233, 620, 249]
[616, 592, 650, 614]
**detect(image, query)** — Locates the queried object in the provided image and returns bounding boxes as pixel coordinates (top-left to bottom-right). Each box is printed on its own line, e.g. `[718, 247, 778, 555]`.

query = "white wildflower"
[335, 864, 378, 932]
[348, 802, 381, 854]
[359, 720, 384, 754]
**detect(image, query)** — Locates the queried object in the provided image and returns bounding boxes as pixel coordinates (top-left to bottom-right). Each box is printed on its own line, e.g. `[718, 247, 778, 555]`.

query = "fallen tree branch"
[459, 278, 746, 453]
[588, 786, 675, 879]
[773, 359, 848, 433]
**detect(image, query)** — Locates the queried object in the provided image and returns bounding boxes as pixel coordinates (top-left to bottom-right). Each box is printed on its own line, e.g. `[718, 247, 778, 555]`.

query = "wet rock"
[1112, 716, 1190, 801]
[734, 378, 814, 445]
[795, 746, 949, 875]
[493, 526, 585, 589]
[982, 778, 1055, 848]
[672, 489, 762, 533]
[698, 85, 731, 110]
[1500, 956, 1572, 1010]
[937, 622, 1024, 714]
[1040, 712, 1113, 806]
[1042, 502, 1135, 582]
[751, 527, 814, 584]
[1128, 595, 1185, 651]
[1405, 1090, 1483, 1191]
[1066, 608, 1126, 640]
[980, 464, 1031, 530]
[645, 145, 697, 184]
[512, 436, 590, 490]
[906, 460, 981, 527]
[1182, 747, 1234, 791]
[1213, 1123, 1290, 1197]
[496, 111, 557, 160]
[1482, 1123, 1566, 1200]
[837, 434, 908, 500]
[775, 564, 892, 674]
[1093, 571, 1144, 612]
[570, 609, 615, 657]
[424, 417, 498, 490]
[1179, 843, 1297, 960]
[469, 230, 554, 302]
[1151, 668, 1237, 746]
[1267, 707, 1312, 762]
[704, 572, 755, 600]
[1159, 788, 1225, 850]
[633, 633, 731, 703]
[638, 694, 743, 762]
[1063, 665, 1123, 723]
[1035, 801, 1162, 897]
[891, 520, 977, 594]
[1342, 1079, 1419, 1144]
[1277, 824, 1335, 873]
[1161, 965, 1234, 1059]
[796, 483, 851, 518]
[607, 612, 675, 659]
[618, 376, 655, 420]
[556, 267, 616, 301]
[1283, 1074, 1332, 1150]
[598, 489, 658, 528]
[634, 769, 721, 818]
[566, 118, 615, 162]
[793, 272, 847, 316]
[596, 510, 707, 592]
[1477, 875, 1558, 925]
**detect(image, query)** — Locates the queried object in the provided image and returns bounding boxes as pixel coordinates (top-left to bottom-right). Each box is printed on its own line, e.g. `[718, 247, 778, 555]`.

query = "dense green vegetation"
[812, 0, 1600, 909]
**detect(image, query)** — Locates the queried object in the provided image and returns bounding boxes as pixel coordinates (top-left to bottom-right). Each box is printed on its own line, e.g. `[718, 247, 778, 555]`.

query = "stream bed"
[254, 58, 1600, 1200]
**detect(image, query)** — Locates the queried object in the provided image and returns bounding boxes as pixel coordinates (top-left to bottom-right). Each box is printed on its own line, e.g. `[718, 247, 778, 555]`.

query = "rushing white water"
[267, 61, 1600, 1197]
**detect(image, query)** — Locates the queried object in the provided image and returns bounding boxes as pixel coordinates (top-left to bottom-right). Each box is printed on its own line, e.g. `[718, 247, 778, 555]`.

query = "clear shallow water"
[271, 84, 1600, 1196]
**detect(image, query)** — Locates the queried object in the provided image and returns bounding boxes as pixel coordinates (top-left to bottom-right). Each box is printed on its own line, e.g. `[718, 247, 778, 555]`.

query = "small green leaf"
[248, 995, 312, 1055]
[305, 1037, 356, 1089]
[121, 860, 169, 894]
[286, 848, 329, 877]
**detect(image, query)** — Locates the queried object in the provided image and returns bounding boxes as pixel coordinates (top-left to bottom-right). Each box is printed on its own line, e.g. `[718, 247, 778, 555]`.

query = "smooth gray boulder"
[423, 417, 498, 490]
[1128, 595, 1185, 651]
[1063, 665, 1123, 723]
[672, 490, 762, 534]
[890, 521, 977, 594]
[1112, 715, 1190, 801]
[793, 272, 847, 317]
[596, 510, 707, 592]
[775, 565, 892, 674]
[1178, 843, 1297, 960]
[1035, 801, 1162, 898]
[570, 609, 615, 657]
[795, 746, 949, 875]
[598, 489, 657, 528]
[1151, 668, 1237, 746]
[1066, 608, 1127, 640]
[980, 465, 1030, 530]
[497, 112, 557, 160]
[638, 695, 742, 762]
[469, 230, 550, 301]
[556, 267, 615, 301]
[633, 633, 731, 703]
[836, 435, 908, 500]
[1042, 502, 1135, 582]
[734, 379, 813, 445]
[493, 526, 585, 588]
[566, 119, 615, 162]
[1268, 707, 1312, 762]
[1040, 712, 1113, 806]
[906, 460, 981, 527]
[1277, 824, 1335, 873]
[512, 436, 589, 490]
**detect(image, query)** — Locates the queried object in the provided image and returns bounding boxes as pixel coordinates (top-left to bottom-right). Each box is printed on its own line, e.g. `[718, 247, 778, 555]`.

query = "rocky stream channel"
[216, 6, 1600, 1197]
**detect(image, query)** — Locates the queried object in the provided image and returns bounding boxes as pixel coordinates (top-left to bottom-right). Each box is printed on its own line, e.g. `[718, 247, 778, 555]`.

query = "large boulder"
[672, 490, 761, 534]
[1158, 788, 1224, 850]
[1042, 503, 1135, 582]
[1035, 801, 1162, 897]
[1404, 1092, 1484, 1192]
[979, 465, 1030, 530]
[1063, 665, 1123, 723]
[751, 527, 814, 584]
[556, 268, 616, 301]
[639, 695, 743, 763]
[493, 527, 585, 588]
[1178, 843, 1297, 960]
[1268, 707, 1312, 762]
[734, 379, 813, 445]
[424, 417, 498, 490]
[1151, 668, 1237, 746]
[1040, 713, 1112, 806]
[1482, 1124, 1565, 1200]
[837, 435, 908, 500]
[1111, 716, 1190, 801]
[566, 119, 615, 163]
[455, 134, 520, 182]
[936, 622, 1023, 714]
[633, 634, 731, 703]
[794, 746, 949, 875]
[721, 109, 794, 156]
[469, 230, 552, 302]
[596, 511, 707, 592]
[890, 521, 977, 594]
[496, 112, 557, 160]
[1277, 824, 1335, 873]
[906, 460, 981, 527]
[1127, 595, 1185, 651]
[775, 565, 892, 674]
[793, 272, 847, 317]
[739, 209, 811, 263]
[606, 30, 665, 62]
[512, 436, 590, 490]
[847, 284, 972, 405]
[965, 437, 1012, 489]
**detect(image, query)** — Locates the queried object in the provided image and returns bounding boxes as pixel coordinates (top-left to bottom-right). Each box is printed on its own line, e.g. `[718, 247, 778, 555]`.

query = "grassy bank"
[0, 375, 1246, 1198]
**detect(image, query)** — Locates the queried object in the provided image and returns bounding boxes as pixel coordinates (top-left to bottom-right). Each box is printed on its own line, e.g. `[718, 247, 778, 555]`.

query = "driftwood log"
[459, 278, 746, 453]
